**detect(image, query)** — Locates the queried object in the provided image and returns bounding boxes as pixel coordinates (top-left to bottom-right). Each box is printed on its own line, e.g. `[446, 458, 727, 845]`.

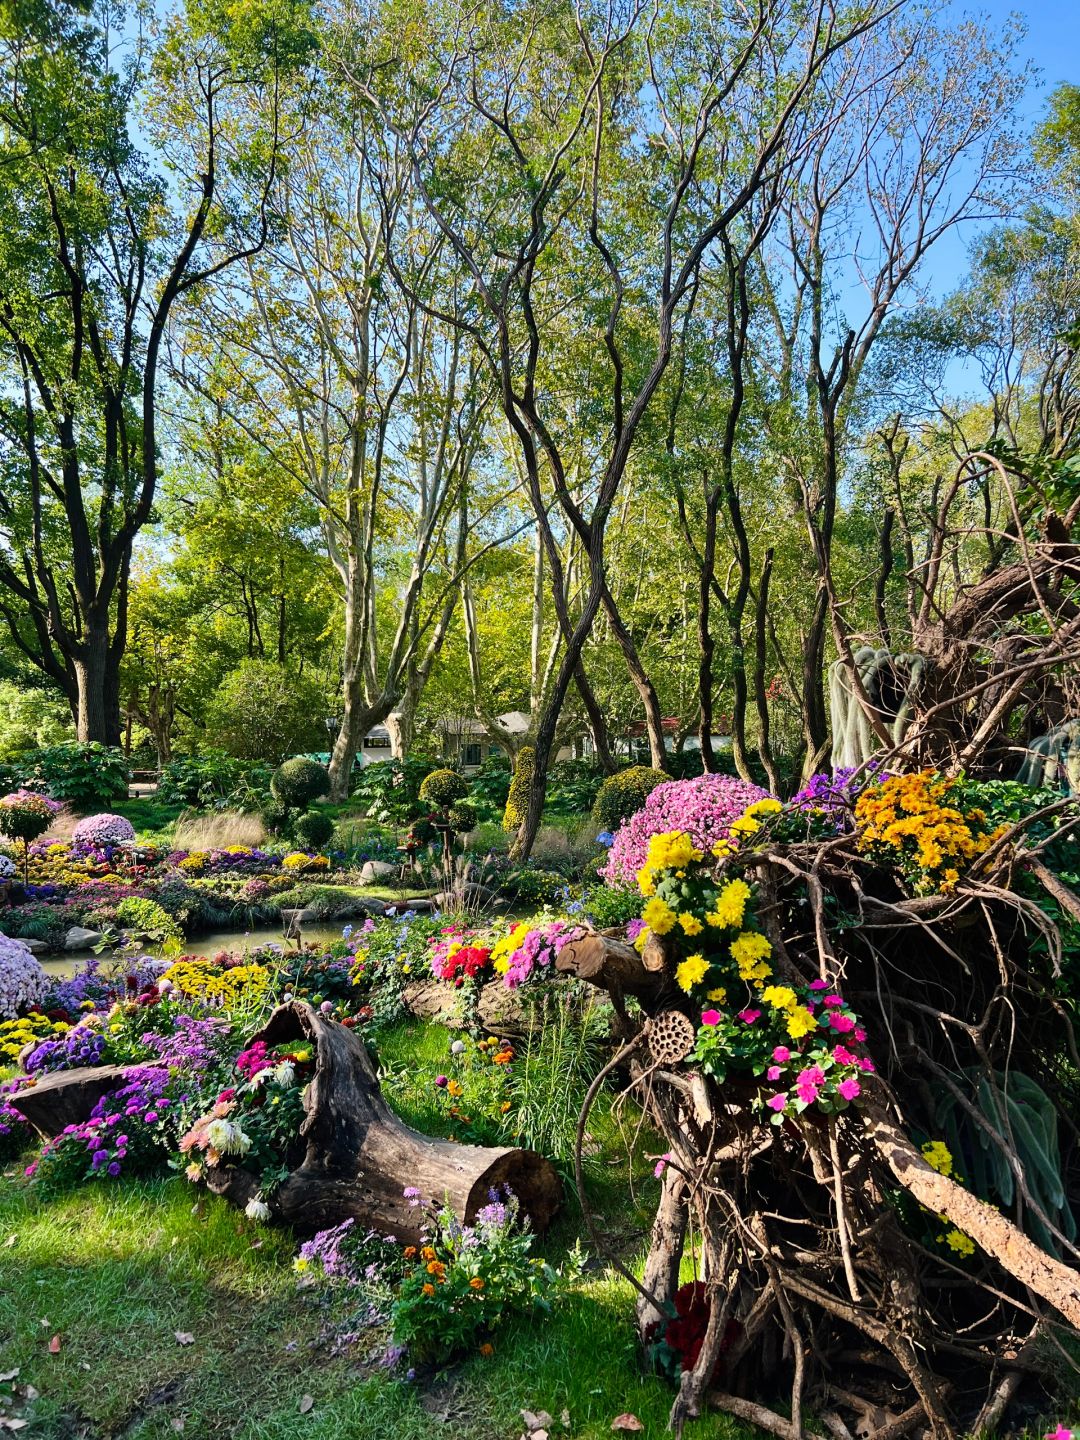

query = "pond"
[38, 922, 353, 977]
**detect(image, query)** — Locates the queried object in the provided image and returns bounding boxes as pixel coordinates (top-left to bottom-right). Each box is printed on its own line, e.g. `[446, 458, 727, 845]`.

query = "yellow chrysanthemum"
[785, 1007, 818, 1040]
[634, 925, 650, 953]
[675, 954, 709, 993]
[760, 985, 797, 1011]
[679, 913, 703, 936]
[921, 1140, 954, 1177]
[636, 865, 656, 897]
[706, 987, 727, 1003]
[943, 1228, 975, 1256]
[707, 878, 751, 930]
[642, 898, 677, 936]
[645, 831, 703, 872]
[729, 931, 772, 982]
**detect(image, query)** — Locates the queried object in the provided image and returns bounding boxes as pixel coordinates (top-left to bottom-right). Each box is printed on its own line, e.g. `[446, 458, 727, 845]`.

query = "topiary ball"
[447, 800, 477, 834]
[590, 766, 668, 832]
[418, 768, 469, 808]
[292, 810, 335, 851]
[261, 798, 294, 836]
[271, 757, 330, 808]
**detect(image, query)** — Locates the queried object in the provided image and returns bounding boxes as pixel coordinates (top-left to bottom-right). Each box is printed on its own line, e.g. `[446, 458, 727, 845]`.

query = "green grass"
[0, 1021, 750, 1440]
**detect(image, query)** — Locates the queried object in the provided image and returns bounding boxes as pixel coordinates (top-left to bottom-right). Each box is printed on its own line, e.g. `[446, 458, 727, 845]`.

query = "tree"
[0, 0, 314, 743]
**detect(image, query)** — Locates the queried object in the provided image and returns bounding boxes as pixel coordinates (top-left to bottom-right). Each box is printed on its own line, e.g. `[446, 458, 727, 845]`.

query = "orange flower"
[422, 1282, 435, 1297]
[447, 1079, 463, 1097]
[493, 1051, 512, 1065]
[426, 1260, 446, 1277]
[469, 1277, 484, 1290]
[500, 1101, 511, 1113]
[479, 1343, 494, 1356]
[420, 1246, 436, 1261]
[404, 1246, 417, 1259]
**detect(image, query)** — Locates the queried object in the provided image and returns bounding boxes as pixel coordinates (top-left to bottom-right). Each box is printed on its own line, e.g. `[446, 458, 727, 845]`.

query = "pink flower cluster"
[502, 921, 579, 989]
[601, 774, 772, 886]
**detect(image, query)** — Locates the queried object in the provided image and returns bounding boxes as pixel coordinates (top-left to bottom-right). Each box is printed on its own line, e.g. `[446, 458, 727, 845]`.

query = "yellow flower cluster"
[161, 957, 271, 1006]
[729, 931, 772, 983]
[0, 1011, 69, 1064]
[490, 923, 527, 975]
[728, 797, 783, 840]
[855, 773, 1003, 891]
[636, 830, 703, 896]
[921, 1139, 954, 1177]
[675, 954, 709, 992]
[706, 878, 751, 930]
[642, 897, 677, 936]
[282, 852, 330, 872]
[177, 852, 209, 874]
[760, 985, 797, 1012]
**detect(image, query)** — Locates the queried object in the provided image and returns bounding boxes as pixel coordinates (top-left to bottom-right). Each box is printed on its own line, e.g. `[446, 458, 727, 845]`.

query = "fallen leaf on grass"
[0, 1418, 29, 1431]
[174, 1332, 195, 1347]
[47, 1335, 60, 1355]
[561, 1413, 571, 1429]
[299, 1395, 314, 1414]
[611, 1416, 644, 1433]
[522, 1412, 554, 1433]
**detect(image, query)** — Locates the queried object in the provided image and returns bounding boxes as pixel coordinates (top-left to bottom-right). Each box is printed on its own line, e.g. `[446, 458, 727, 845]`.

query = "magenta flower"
[700, 1009, 722, 1027]
[772, 1045, 791, 1062]
[766, 1093, 787, 1112]
[808, 979, 828, 991]
[737, 1008, 761, 1024]
[601, 774, 772, 885]
[1045, 1427, 1073, 1440]
[854, 1027, 867, 1042]
[829, 1013, 856, 1033]
[837, 1078, 861, 1101]
[767, 1065, 783, 1081]
[434, 1075, 448, 1088]
[653, 1152, 672, 1179]
[831, 1045, 856, 1065]
[823, 994, 843, 1008]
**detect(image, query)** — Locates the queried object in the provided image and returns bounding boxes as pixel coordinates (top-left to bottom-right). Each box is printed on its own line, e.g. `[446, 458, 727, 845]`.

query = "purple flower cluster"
[140, 1014, 232, 1069]
[0, 1077, 31, 1152]
[24, 1025, 106, 1074]
[502, 921, 579, 989]
[298, 1217, 360, 1280]
[602, 774, 772, 886]
[44, 955, 166, 1014]
[790, 766, 883, 832]
[71, 813, 136, 851]
[27, 1066, 171, 1184]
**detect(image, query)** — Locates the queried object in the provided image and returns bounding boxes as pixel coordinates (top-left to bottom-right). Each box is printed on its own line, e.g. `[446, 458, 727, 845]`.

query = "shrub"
[547, 758, 605, 814]
[591, 765, 667, 832]
[0, 680, 73, 761]
[271, 757, 330, 808]
[418, 767, 468, 808]
[19, 742, 129, 809]
[292, 810, 335, 850]
[159, 751, 271, 809]
[505, 865, 567, 905]
[113, 897, 183, 946]
[203, 660, 327, 762]
[260, 799, 293, 837]
[468, 752, 512, 813]
[352, 757, 439, 824]
[502, 747, 535, 833]
[0, 934, 47, 1019]
[447, 800, 477, 834]
[602, 773, 772, 886]
[71, 813, 136, 849]
[0, 790, 59, 844]
[579, 882, 642, 928]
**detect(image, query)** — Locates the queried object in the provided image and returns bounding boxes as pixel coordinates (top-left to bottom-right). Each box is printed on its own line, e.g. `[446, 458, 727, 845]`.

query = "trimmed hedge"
[590, 765, 667, 832]
[271, 757, 329, 808]
[502, 747, 535, 832]
[418, 768, 469, 808]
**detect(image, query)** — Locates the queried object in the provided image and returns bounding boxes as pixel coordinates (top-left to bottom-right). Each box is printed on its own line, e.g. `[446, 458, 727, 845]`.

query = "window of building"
[463, 742, 483, 767]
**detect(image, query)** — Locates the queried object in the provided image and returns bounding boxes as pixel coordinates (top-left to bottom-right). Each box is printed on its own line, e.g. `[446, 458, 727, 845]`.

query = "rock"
[64, 925, 104, 950]
[359, 860, 400, 884]
[433, 883, 496, 912]
[20, 937, 48, 953]
[388, 897, 436, 914]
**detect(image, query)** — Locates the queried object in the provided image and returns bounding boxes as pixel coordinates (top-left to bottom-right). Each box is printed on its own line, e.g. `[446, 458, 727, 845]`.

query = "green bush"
[447, 799, 477, 834]
[203, 659, 327, 763]
[505, 865, 567, 905]
[502, 746, 535, 833]
[546, 758, 605, 814]
[418, 767, 469, 808]
[579, 883, 642, 928]
[352, 757, 440, 824]
[271, 757, 330, 808]
[292, 809, 335, 850]
[0, 680, 73, 761]
[19, 742, 129, 809]
[261, 798, 294, 837]
[591, 765, 667, 831]
[159, 751, 271, 810]
[113, 897, 183, 945]
[468, 752, 512, 813]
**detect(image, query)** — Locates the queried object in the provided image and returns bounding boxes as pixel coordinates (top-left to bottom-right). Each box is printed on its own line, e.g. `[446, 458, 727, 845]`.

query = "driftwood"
[10, 1064, 130, 1139]
[201, 1002, 561, 1244]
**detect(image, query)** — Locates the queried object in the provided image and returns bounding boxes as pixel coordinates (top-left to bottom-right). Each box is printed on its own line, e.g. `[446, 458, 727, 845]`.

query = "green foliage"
[270, 756, 330, 807]
[447, 799, 478, 834]
[291, 809, 335, 850]
[509, 990, 609, 1170]
[18, 744, 129, 810]
[0, 682, 73, 761]
[505, 866, 568, 906]
[502, 747, 535, 833]
[934, 1070, 1077, 1257]
[590, 766, 666, 832]
[418, 768, 469, 807]
[352, 757, 440, 824]
[158, 751, 271, 810]
[113, 898, 183, 947]
[579, 883, 642, 928]
[260, 798, 294, 837]
[468, 752, 512, 815]
[204, 662, 327, 763]
[546, 759, 604, 815]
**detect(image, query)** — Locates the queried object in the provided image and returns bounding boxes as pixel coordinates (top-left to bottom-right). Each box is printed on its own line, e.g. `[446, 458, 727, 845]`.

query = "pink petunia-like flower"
[1045, 1427, 1073, 1440]
[808, 979, 828, 991]
[772, 1045, 791, 1062]
[700, 1009, 722, 1027]
[654, 1152, 673, 1179]
[737, 1008, 762, 1024]
[831, 1045, 856, 1065]
[837, 1078, 861, 1101]
[823, 994, 843, 1008]
[829, 1013, 856, 1033]
[854, 1027, 867, 1042]
[766, 1093, 787, 1112]
[766, 1065, 783, 1081]
[858, 1056, 876, 1072]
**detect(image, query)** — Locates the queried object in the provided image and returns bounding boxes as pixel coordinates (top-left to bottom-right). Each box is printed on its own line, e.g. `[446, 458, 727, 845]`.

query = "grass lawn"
[0, 1022, 751, 1440]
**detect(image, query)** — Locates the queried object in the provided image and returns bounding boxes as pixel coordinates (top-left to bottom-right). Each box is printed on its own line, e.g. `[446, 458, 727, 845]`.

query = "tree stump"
[9, 1065, 130, 1139]
[202, 1001, 561, 1243]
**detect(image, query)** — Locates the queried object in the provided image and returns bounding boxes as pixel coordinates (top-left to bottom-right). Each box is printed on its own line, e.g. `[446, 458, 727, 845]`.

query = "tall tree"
[0, 0, 313, 741]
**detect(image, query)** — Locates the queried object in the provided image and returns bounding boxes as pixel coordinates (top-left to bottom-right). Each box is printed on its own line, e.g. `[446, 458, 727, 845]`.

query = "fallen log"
[202, 1002, 561, 1244]
[9, 1064, 129, 1140]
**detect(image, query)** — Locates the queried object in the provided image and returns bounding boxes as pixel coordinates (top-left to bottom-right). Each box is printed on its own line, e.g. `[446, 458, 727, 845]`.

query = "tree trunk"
[74, 625, 115, 744]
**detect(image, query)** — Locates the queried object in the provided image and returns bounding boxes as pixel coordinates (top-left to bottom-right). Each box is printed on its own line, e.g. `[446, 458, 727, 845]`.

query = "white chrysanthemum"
[271, 1061, 296, 1087]
[205, 1119, 252, 1156]
[245, 1196, 271, 1222]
